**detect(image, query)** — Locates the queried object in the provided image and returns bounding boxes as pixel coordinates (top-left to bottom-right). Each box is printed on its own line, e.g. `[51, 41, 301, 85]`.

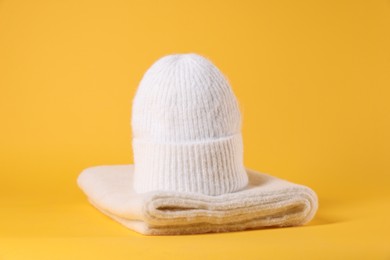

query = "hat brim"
[77, 165, 318, 235]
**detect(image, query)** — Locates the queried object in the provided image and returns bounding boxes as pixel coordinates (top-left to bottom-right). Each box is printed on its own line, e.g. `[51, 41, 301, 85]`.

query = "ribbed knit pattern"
[131, 53, 248, 195]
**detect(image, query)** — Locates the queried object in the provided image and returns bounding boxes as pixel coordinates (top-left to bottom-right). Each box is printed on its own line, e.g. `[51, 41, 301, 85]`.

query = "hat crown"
[131, 54, 248, 196]
[132, 53, 241, 143]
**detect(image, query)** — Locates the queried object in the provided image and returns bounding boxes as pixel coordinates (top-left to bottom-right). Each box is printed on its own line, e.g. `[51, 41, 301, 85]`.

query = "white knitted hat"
[131, 53, 249, 196]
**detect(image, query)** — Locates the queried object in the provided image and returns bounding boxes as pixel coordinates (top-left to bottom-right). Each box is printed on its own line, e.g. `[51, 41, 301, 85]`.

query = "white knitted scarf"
[78, 165, 318, 235]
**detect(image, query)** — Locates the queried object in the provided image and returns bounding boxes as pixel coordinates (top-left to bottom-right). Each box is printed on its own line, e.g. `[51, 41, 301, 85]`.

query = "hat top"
[131, 53, 241, 143]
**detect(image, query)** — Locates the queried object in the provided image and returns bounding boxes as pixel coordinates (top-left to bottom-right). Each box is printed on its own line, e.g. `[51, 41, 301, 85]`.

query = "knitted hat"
[131, 54, 248, 196]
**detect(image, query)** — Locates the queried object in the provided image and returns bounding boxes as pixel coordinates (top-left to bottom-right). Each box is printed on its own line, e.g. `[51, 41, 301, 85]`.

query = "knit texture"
[78, 165, 318, 235]
[131, 54, 248, 195]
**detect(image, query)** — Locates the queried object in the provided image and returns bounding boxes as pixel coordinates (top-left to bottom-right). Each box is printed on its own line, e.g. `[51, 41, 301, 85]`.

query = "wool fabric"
[77, 53, 318, 235]
[132, 54, 248, 196]
[78, 165, 318, 235]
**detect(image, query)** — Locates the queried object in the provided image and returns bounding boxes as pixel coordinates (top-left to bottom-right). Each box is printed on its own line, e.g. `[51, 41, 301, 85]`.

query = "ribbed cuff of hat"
[132, 133, 248, 196]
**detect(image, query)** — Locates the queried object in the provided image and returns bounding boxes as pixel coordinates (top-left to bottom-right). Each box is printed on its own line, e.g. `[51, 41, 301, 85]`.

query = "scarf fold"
[78, 165, 318, 235]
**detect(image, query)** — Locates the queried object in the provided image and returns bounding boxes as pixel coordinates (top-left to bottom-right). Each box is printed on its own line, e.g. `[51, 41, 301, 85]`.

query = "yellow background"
[1, 0, 389, 258]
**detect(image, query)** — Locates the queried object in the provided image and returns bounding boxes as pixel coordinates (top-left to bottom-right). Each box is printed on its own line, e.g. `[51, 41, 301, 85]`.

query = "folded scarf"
[77, 165, 318, 235]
